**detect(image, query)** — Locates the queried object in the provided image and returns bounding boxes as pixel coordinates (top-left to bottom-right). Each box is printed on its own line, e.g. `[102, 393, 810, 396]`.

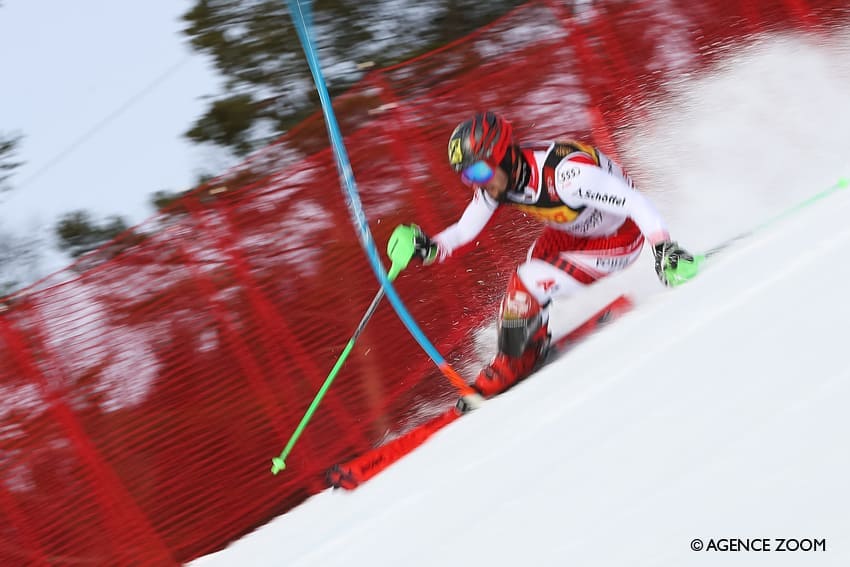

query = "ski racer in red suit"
[391, 111, 696, 398]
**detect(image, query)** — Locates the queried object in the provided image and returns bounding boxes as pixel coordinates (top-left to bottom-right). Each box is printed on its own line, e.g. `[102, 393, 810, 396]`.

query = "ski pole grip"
[387, 262, 403, 281]
[387, 225, 417, 278]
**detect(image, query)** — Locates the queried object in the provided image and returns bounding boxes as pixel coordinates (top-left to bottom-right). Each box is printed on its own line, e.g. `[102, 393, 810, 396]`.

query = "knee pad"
[497, 272, 548, 358]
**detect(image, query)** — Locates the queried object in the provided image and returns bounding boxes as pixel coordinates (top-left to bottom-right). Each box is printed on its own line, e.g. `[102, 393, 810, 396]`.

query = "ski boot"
[472, 323, 550, 398]
[472, 273, 551, 400]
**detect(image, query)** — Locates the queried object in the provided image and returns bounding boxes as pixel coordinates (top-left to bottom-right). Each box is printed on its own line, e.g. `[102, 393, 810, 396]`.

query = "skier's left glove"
[653, 240, 699, 286]
[387, 224, 438, 276]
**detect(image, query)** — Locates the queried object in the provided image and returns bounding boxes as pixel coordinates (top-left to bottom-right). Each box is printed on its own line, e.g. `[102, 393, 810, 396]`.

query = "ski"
[550, 294, 634, 354]
[328, 295, 635, 488]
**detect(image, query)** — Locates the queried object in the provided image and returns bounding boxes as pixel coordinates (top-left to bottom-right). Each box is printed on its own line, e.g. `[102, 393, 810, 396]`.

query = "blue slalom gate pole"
[284, 0, 475, 397]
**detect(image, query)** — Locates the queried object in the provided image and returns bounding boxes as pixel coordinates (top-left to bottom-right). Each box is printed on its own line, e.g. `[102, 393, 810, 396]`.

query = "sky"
[0, 1, 223, 242]
[191, 29, 850, 567]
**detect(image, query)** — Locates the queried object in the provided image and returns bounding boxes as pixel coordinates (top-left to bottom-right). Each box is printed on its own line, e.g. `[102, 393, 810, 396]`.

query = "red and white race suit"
[432, 140, 670, 305]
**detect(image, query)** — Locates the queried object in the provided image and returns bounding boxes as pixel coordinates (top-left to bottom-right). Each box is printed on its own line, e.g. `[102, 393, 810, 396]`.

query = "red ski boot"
[473, 324, 550, 397]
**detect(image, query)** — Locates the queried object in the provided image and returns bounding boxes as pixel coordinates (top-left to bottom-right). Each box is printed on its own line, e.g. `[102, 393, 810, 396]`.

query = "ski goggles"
[460, 160, 495, 186]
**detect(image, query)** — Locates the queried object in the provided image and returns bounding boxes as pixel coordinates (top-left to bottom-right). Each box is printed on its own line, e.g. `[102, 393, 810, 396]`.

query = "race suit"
[432, 140, 670, 305]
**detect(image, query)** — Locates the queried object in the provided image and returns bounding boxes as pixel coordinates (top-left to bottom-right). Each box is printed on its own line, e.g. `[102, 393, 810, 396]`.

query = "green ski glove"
[653, 240, 703, 287]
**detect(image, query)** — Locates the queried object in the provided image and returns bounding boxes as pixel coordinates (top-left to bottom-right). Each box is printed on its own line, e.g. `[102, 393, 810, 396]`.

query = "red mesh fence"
[1, 0, 847, 564]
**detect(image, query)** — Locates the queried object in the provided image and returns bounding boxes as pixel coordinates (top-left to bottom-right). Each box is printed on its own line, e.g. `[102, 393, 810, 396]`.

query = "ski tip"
[837, 177, 849, 189]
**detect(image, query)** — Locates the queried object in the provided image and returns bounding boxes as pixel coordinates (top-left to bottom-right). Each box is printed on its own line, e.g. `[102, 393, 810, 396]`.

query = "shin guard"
[497, 272, 548, 358]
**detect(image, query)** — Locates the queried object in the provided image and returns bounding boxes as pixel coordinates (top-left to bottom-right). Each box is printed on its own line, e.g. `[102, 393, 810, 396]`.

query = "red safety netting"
[1, 0, 847, 564]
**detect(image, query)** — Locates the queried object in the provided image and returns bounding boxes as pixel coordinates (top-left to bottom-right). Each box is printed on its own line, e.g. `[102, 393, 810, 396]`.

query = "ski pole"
[270, 261, 407, 475]
[666, 177, 849, 286]
[705, 177, 848, 258]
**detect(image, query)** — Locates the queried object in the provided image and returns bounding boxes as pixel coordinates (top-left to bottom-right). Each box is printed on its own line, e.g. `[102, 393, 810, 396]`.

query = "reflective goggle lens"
[460, 161, 495, 186]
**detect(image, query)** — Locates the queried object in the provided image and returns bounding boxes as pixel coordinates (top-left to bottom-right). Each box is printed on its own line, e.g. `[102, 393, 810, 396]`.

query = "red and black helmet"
[447, 111, 514, 172]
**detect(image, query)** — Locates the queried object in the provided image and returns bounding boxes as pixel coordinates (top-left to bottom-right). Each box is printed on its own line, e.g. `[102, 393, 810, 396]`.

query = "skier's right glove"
[653, 240, 699, 286]
[387, 224, 438, 275]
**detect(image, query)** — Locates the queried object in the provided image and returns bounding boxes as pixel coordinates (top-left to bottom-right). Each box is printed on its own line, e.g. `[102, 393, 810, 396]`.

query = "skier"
[389, 111, 697, 398]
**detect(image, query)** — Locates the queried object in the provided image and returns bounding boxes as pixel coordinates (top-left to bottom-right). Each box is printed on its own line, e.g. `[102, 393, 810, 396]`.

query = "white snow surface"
[192, 32, 850, 566]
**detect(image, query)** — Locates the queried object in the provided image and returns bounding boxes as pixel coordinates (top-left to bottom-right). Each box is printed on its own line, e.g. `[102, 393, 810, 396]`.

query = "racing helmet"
[447, 111, 514, 184]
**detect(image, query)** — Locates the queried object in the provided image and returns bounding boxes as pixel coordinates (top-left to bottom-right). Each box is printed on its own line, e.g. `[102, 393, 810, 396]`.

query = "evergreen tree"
[0, 131, 40, 296]
[0, 229, 41, 298]
[181, 0, 525, 155]
[0, 132, 22, 193]
[55, 211, 130, 258]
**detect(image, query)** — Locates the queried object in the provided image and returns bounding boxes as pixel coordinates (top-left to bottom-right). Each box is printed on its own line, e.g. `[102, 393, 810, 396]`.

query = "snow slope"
[192, 31, 850, 566]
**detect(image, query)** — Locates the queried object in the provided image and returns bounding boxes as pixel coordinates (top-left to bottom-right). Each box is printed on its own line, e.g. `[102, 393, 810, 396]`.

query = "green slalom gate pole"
[665, 177, 849, 287]
[271, 246, 416, 475]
